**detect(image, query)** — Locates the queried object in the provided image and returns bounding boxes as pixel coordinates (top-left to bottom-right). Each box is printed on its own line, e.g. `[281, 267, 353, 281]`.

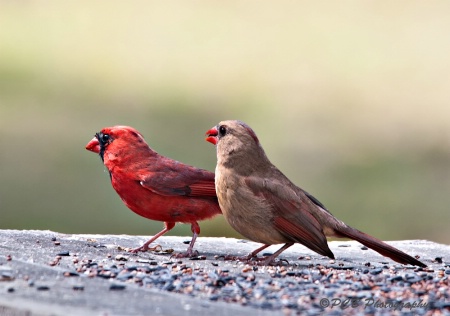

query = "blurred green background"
[1, 1, 449, 244]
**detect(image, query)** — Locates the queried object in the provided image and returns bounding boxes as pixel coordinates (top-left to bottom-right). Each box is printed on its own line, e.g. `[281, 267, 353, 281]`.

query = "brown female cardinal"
[86, 125, 221, 256]
[205, 120, 426, 267]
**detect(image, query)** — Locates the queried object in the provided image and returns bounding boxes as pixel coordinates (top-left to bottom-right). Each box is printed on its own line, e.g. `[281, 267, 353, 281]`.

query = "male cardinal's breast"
[109, 170, 218, 223]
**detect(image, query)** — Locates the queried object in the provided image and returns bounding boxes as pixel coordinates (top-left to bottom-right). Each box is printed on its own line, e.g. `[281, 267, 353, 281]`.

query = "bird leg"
[258, 243, 293, 266]
[172, 232, 199, 258]
[129, 222, 175, 253]
[173, 222, 200, 258]
[230, 243, 293, 265]
[219, 244, 271, 262]
[243, 244, 271, 261]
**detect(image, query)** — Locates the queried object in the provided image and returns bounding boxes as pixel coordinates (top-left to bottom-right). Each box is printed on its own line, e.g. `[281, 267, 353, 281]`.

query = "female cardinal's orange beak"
[85, 137, 101, 153]
[205, 127, 218, 145]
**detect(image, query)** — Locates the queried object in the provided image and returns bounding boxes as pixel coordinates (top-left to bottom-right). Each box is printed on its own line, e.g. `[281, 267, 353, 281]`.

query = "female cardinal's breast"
[215, 166, 287, 245]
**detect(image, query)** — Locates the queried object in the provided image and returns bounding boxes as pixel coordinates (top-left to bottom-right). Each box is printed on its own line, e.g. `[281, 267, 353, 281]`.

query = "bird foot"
[244, 257, 289, 266]
[171, 249, 200, 259]
[217, 254, 289, 266]
[128, 244, 162, 253]
[216, 254, 257, 262]
[262, 257, 290, 266]
[215, 254, 240, 261]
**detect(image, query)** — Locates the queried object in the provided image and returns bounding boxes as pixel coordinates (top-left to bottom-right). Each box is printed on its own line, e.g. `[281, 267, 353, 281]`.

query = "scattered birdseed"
[0, 271, 14, 281]
[115, 255, 129, 261]
[3, 231, 448, 315]
[370, 268, 383, 275]
[36, 285, 50, 291]
[59, 255, 449, 315]
[63, 271, 79, 277]
[110, 284, 126, 291]
[189, 256, 206, 261]
[73, 285, 84, 291]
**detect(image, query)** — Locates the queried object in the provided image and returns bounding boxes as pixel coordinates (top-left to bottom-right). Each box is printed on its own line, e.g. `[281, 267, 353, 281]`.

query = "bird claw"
[241, 257, 289, 266]
[128, 244, 162, 253]
[250, 256, 290, 266]
[261, 257, 289, 266]
[216, 254, 257, 262]
[216, 254, 289, 266]
[216, 254, 239, 261]
[171, 249, 199, 259]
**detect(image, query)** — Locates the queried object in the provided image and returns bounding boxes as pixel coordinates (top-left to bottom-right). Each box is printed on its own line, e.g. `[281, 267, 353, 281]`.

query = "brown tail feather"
[335, 226, 426, 267]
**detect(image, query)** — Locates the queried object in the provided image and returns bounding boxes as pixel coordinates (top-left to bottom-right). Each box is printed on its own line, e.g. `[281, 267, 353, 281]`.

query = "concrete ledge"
[0, 230, 448, 315]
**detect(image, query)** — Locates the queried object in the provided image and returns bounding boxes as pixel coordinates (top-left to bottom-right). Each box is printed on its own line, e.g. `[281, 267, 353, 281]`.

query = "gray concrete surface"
[0, 230, 448, 315]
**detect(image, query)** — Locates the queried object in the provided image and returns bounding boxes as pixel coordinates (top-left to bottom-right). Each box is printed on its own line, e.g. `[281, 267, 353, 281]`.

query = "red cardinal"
[86, 125, 221, 256]
[206, 120, 426, 267]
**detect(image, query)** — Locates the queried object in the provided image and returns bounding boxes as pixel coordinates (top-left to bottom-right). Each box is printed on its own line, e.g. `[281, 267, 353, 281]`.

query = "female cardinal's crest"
[243, 124, 259, 144]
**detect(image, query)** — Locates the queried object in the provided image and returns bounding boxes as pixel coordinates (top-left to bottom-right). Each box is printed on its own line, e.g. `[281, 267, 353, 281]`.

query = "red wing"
[139, 164, 216, 198]
[245, 176, 334, 258]
[185, 180, 216, 197]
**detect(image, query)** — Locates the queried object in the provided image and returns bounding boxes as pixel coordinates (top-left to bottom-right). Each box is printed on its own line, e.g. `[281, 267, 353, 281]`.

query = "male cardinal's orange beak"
[86, 137, 101, 153]
[205, 127, 218, 145]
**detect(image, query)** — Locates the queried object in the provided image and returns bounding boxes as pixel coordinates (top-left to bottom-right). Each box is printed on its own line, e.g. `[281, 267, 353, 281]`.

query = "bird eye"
[219, 125, 227, 136]
[101, 134, 110, 142]
[96, 132, 112, 146]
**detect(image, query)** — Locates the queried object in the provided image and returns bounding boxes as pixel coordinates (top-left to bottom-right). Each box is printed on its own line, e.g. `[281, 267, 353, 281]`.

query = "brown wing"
[245, 176, 334, 258]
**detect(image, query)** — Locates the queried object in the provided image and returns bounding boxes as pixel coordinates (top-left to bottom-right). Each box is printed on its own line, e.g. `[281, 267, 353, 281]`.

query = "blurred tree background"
[1, 1, 449, 244]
